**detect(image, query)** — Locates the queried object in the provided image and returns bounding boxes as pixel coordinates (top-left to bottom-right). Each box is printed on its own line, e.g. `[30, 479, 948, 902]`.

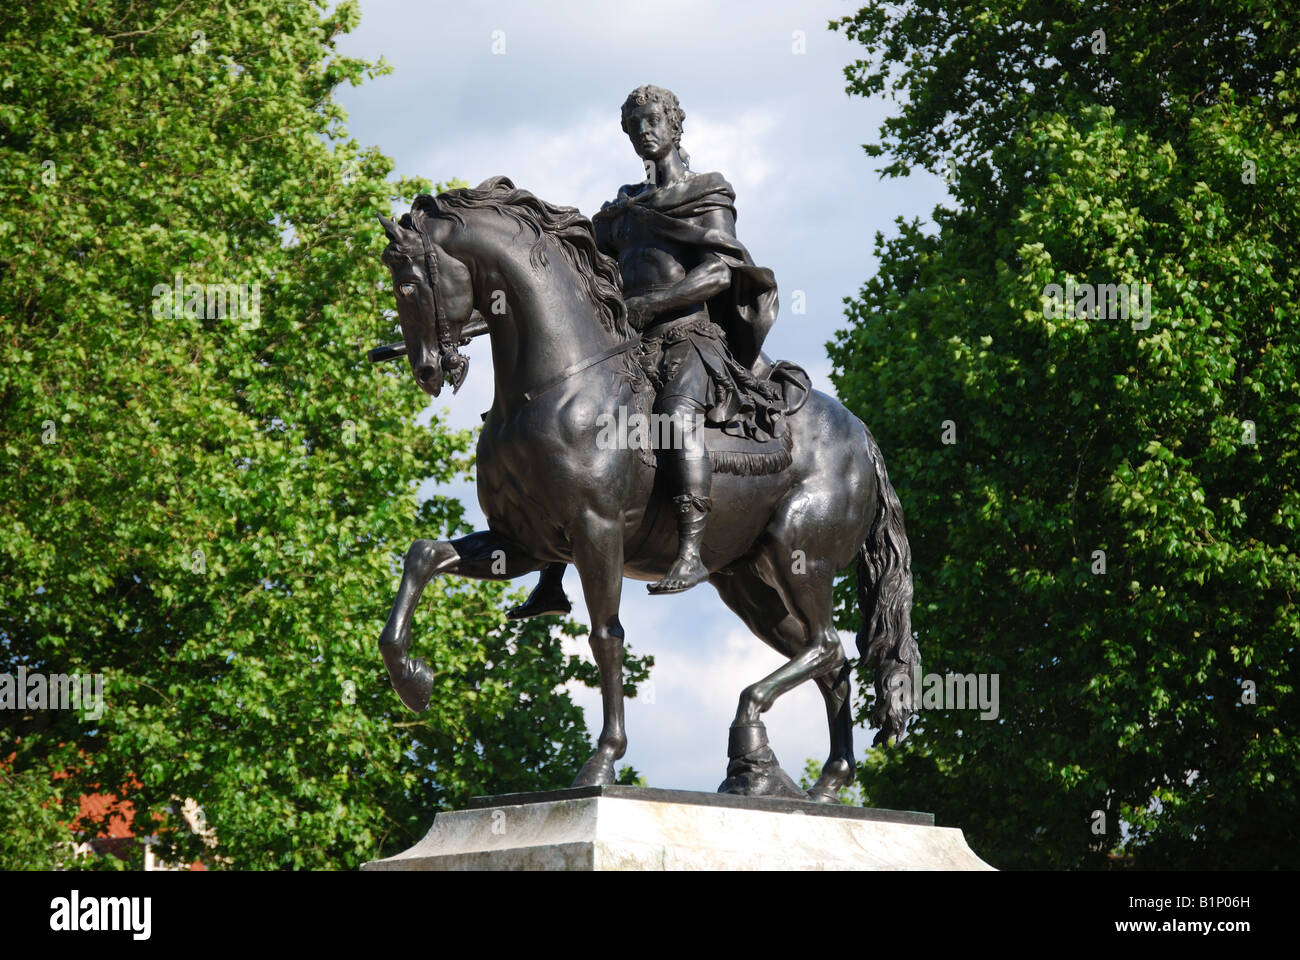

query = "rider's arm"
[642, 206, 734, 314]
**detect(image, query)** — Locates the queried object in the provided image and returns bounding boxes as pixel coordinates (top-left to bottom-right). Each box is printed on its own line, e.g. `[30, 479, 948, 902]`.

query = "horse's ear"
[377, 214, 402, 243]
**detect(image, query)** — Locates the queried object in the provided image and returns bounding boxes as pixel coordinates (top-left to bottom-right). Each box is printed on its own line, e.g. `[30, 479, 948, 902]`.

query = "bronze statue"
[370, 87, 918, 801]
[511, 85, 794, 614]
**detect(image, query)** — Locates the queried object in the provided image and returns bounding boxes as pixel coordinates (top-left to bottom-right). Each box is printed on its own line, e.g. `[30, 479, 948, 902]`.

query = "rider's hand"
[624, 295, 655, 330]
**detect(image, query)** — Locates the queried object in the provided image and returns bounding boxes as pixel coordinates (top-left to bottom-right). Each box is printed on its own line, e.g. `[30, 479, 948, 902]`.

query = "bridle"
[414, 215, 470, 395]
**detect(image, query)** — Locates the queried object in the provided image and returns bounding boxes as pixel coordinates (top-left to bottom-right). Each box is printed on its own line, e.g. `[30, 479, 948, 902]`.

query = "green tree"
[0, 0, 647, 870]
[0, 765, 113, 870]
[830, 3, 1299, 868]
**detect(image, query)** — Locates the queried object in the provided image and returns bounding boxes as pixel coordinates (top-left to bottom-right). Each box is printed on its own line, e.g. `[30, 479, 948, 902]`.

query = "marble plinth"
[361, 786, 994, 871]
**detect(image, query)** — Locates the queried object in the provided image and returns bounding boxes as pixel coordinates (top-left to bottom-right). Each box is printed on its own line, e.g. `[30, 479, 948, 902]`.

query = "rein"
[521, 336, 640, 403]
[415, 217, 470, 394]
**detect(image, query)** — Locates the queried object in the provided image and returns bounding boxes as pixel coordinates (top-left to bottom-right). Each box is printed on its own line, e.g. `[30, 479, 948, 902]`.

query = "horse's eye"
[399, 283, 416, 296]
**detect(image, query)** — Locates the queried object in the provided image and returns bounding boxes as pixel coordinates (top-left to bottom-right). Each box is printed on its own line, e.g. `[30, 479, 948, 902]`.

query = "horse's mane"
[409, 176, 632, 341]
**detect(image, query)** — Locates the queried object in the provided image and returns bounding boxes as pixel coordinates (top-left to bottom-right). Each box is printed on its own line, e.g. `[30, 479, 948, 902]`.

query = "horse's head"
[377, 210, 475, 397]
[372, 177, 632, 401]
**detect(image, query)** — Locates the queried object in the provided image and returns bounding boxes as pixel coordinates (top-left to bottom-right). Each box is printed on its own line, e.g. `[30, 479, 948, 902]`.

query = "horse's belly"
[621, 467, 795, 580]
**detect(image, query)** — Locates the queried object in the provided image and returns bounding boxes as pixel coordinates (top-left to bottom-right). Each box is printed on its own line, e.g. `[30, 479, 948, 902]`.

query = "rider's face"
[626, 102, 676, 161]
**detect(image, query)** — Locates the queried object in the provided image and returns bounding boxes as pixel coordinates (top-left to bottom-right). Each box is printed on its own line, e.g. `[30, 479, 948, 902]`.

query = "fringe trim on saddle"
[708, 430, 793, 476]
[648, 430, 793, 476]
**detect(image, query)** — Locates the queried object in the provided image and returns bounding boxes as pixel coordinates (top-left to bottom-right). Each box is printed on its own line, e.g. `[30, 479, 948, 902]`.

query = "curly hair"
[620, 85, 690, 167]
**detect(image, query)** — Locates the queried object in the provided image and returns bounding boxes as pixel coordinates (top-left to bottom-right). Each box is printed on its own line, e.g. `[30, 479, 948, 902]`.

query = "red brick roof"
[30, 758, 206, 869]
[76, 791, 137, 840]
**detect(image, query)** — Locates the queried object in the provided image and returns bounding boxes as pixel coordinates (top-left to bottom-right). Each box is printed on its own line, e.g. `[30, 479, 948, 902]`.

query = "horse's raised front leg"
[569, 512, 627, 788]
[379, 531, 543, 712]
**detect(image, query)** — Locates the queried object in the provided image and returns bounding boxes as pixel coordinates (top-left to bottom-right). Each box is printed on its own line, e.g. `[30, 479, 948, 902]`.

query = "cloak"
[592, 171, 777, 371]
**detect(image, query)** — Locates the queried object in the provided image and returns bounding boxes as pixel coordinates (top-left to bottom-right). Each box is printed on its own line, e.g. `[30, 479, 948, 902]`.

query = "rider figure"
[508, 84, 788, 615]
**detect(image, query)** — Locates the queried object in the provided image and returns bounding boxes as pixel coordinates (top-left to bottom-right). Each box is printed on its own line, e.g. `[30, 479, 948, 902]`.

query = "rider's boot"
[507, 562, 571, 620]
[649, 451, 712, 595]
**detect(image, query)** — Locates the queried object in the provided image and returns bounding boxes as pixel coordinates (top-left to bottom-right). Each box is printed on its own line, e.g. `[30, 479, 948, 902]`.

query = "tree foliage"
[0, 0, 647, 870]
[831, 2, 1299, 868]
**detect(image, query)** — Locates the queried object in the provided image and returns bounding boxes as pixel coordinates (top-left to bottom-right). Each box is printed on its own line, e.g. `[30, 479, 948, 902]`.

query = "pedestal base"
[361, 786, 994, 871]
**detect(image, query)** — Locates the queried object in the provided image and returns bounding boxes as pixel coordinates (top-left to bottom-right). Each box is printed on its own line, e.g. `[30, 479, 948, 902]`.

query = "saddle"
[643, 360, 811, 476]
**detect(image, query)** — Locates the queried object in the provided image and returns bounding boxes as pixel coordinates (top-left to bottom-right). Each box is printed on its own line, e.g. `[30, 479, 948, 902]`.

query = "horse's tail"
[857, 429, 918, 746]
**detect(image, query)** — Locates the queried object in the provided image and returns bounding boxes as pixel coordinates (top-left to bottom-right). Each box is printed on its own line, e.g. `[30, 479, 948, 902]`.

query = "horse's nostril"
[416, 365, 436, 383]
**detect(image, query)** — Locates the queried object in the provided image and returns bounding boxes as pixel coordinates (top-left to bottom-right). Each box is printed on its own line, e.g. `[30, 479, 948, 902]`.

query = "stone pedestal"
[361, 785, 993, 871]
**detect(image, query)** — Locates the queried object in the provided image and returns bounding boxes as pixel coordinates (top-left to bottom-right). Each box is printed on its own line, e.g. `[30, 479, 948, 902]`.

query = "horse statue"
[370, 176, 916, 802]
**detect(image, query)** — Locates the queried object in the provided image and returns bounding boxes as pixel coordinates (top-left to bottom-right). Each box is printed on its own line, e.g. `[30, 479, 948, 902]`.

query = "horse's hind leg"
[807, 661, 856, 803]
[710, 563, 855, 801]
[380, 530, 543, 712]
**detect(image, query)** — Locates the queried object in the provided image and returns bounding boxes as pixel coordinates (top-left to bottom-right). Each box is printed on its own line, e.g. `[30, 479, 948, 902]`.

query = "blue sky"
[335, 0, 948, 793]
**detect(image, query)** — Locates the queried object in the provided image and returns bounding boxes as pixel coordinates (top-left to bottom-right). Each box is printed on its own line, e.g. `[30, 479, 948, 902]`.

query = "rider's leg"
[506, 561, 571, 620]
[648, 394, 711, 595]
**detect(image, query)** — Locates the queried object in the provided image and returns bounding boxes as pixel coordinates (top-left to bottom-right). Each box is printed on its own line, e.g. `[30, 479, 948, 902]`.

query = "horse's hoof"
[807, 759, 855, 803]
[392, 657, 434, 713]
[571, 754, 616, 788]
[718, 761, 807, 800]
[806, 786, 843, 804]
[717, 742, 808, 800]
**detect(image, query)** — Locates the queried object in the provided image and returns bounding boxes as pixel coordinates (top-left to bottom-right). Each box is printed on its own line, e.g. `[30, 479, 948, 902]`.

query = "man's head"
[620, 85, 686, 164]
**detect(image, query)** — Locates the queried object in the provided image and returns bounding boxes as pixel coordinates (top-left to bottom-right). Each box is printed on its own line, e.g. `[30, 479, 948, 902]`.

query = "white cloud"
[419, 110, 636, 221]
[685, 109, 778, 191]
[563, 590, 843, 793]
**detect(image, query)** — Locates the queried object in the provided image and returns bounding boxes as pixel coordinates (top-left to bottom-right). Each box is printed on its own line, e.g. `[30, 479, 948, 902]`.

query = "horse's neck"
[481, 254, 623, 414]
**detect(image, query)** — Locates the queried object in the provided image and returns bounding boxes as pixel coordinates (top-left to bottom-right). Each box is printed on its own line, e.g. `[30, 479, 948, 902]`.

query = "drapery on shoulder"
[592, 171, 777, 370]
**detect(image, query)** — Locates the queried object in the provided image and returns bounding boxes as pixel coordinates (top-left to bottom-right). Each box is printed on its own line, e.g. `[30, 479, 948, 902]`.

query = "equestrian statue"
[369, 86, 918, 801]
